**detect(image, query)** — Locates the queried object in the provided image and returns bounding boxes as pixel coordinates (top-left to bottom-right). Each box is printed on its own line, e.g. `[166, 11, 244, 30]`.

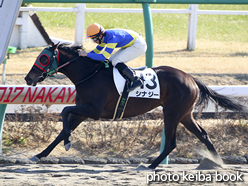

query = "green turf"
[31, 3, 248, 42]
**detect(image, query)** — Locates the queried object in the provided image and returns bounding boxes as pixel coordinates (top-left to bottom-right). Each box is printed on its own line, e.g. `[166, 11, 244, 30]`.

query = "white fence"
[16, 4, 248, 50]
[1, 85, 248, 113]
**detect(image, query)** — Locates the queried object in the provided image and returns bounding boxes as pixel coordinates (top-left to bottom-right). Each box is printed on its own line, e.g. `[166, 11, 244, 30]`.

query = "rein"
[75, 61, 102, 86]
[47, 56, 80, 76]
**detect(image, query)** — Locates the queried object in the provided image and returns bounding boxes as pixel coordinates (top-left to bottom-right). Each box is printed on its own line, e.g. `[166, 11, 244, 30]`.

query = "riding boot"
[115, 63, 143, 92]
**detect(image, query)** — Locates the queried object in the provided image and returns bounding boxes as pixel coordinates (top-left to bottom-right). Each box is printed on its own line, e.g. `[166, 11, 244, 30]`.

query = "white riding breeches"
[109, 35, 147, 66]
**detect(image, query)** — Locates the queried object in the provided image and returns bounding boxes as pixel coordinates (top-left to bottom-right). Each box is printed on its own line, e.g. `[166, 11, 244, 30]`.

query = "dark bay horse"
[25, 43, 245, 169]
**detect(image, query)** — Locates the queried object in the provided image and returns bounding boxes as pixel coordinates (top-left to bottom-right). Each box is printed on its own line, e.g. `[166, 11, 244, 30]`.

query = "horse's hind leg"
[31, 114, 86, 160]
[149, 111, 180, 169]
[180, 113, 222, 163]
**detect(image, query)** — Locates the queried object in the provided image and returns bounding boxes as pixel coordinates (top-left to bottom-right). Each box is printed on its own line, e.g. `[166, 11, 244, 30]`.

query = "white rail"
[0, 85, 247, 113]
[17, 4, 248, 50]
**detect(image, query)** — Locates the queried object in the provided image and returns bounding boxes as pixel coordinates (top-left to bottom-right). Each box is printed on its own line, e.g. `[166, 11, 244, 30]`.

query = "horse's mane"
[58, 43, 85, 55]
[56, 43, 106, 66]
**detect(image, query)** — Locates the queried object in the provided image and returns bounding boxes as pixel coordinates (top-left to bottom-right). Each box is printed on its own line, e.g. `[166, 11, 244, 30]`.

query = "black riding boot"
[115, 63, 143, 92]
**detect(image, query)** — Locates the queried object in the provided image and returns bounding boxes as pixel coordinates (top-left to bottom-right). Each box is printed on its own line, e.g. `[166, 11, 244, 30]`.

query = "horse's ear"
[55, 42, 60, 48]
[50, 42, 60, 51]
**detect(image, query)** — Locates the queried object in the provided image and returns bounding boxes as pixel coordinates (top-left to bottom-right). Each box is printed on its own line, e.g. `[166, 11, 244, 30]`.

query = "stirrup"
[127, 79, 143, 92]
[133, 66, 147, 71]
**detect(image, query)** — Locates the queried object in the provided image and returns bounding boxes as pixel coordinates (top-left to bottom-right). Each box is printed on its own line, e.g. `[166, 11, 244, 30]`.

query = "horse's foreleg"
[61, 107, 72, 150]
[32, 129, 65, 160]
[61, 104, 98, 151]
[30, 114, 85, 161]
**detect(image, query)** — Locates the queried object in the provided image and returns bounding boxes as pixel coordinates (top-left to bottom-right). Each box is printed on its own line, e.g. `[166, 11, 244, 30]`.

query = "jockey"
[78, 23, 147, 92]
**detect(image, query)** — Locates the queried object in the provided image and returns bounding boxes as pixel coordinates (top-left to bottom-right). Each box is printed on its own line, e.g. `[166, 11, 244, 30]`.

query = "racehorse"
[25, 43, 245, 169]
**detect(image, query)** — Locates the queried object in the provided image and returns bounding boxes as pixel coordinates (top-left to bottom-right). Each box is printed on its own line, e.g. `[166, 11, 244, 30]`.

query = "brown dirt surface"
[1, 163, 248, 186]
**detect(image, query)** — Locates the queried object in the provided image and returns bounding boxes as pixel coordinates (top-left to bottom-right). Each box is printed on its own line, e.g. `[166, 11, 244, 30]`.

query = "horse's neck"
[59, 56, 101, 85]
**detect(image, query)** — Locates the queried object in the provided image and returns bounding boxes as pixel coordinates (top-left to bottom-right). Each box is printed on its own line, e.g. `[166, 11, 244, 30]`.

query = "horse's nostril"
[24, 76, 33, 85]
[25, 76, 32, 81]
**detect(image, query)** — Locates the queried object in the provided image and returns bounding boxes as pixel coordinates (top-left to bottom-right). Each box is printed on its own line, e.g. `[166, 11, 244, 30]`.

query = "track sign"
[0, 0, 22, 65]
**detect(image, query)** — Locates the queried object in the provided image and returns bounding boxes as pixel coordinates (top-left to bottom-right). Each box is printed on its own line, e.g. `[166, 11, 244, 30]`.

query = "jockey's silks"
[87, 29, 139, 61]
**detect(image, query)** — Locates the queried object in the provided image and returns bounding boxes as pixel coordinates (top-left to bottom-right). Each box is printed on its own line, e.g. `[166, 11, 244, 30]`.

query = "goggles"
[85, 36, 99, 43]
[92, 37, 99, 42]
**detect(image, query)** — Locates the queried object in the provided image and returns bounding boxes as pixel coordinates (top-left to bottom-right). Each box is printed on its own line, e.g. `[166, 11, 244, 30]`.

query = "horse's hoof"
[30, 155, 40, 162]
[65, 142, 72, 151]
[133, 164, 153, 171]
[148, 165, 156, 169]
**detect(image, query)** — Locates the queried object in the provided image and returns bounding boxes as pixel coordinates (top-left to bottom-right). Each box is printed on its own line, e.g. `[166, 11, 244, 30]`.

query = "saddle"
[112, 66, 160, 120]
[112, 67, 146, 120]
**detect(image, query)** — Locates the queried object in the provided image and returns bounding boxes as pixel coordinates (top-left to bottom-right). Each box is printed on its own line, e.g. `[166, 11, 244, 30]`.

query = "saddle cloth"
[113, 67, 160, 99]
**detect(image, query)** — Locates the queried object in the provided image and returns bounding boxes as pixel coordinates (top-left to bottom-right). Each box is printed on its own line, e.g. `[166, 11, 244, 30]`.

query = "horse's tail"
[193, 77, 246, 112]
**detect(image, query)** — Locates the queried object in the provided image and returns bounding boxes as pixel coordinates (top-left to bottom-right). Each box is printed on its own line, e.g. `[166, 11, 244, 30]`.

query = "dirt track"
[0, 163, 248, 186]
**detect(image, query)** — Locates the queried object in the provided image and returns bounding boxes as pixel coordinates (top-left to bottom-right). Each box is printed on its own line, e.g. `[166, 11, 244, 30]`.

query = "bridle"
[34, 47, 79, 82]
[33, 46, 104, 86]
[46, 52, 80, 77]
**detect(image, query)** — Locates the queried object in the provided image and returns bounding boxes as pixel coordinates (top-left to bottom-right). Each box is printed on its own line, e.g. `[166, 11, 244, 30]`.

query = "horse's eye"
[39, 55, 50, 66]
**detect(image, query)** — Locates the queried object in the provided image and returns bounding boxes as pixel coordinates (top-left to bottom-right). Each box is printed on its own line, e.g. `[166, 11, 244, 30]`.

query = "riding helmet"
[86, 23, 105, 38]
